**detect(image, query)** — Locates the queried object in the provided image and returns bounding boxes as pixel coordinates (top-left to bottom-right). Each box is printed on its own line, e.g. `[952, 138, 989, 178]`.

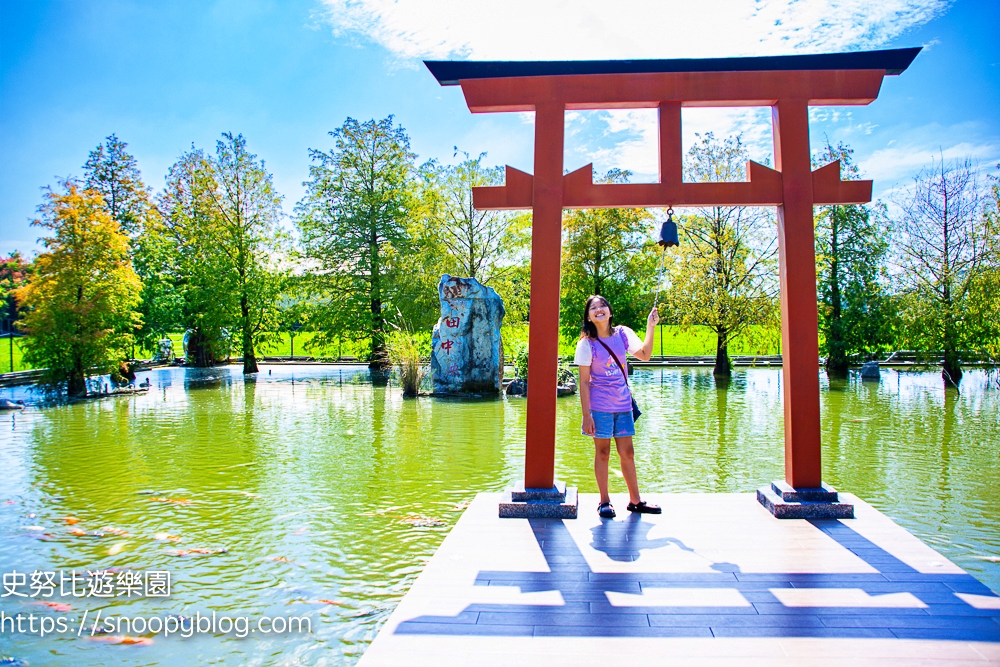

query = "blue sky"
[1, 0, 997, 255]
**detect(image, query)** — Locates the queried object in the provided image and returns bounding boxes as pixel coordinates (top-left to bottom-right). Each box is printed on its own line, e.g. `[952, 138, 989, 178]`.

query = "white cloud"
[317, 0, 970, 190]
[317, 0, 950, 62]
[861, 139, 1000, 184]
[682, 108, 774, 165]
[562, 107, 777, 181]
[563, 109, 659, 178]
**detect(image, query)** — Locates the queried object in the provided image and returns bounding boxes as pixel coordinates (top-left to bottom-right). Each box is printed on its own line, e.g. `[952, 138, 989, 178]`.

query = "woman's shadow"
[590, 513, 696, 562]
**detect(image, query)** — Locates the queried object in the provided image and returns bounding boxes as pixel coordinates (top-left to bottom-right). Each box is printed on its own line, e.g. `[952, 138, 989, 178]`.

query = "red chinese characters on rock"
[444, 316, 460, 328]
[440, 340, 455, 355]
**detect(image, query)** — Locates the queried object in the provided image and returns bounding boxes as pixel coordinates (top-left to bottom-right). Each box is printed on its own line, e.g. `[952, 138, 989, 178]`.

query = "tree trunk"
[241, 295, 258, 374]
[940, 188, 960, 387]
[368, 232, 390, 385]
[942, 307, 962, 386]
[68, 355, 86, 397]
[713, 329, 731, 377]
[825, 297, 849, 377]
[825, 206, 849, 377]
[68, 283, 87, 396]
[942, 350, 962, 386]
[369, 292, 389, 385]
[188, 329, 214, 367]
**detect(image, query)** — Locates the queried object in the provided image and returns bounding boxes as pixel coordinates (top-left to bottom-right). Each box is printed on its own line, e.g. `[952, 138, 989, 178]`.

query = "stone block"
[431, 275, 505, 395]
[757, 483, 854, 519]
[499, 485, 578, 519]
[510, 481, 567, 502]
[770, 480, 839, 502]
[860, 361, 880, 380]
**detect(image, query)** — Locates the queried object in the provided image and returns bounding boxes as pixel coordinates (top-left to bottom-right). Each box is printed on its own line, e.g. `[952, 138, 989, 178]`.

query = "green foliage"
[661, 133, 779, 376]
[210, 133, 286, 373]
[973, 173, 1000, 362]
[511, 341, 529, 380]
[404, 152, 533, 331]
[275, 275, 313, 358]
[83, 134, 152, 238]
[156, 135, 285, 371]
[943, 169, 1000, 365]
[813, 143, 896, 374]
[296, 116, 416, 375]
[560, 169, 657, 337]
[893, 158, 992, 383]
[84, 135, 172, 352]
[131, 213, 184, 349]
[15, 182, 141, 395]
[1, 252, 31, 331]
[159, 147, 237, 365]
[0, 255, 31, 374]
[387, 163, 452, 333]
[489, 257, 532, 324]
[426, 152, 530, 282]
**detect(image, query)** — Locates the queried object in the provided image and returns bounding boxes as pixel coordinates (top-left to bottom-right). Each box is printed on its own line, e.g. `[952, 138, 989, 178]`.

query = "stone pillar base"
[499, 480, 578, 519]
[757, 480, 854, 519]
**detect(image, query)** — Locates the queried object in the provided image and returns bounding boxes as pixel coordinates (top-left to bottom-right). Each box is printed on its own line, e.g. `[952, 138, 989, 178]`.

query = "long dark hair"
[581, 295, 615, 339]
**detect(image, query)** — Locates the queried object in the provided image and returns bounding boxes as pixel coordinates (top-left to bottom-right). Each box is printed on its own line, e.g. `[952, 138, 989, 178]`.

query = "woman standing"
[575, 295, 661, 519]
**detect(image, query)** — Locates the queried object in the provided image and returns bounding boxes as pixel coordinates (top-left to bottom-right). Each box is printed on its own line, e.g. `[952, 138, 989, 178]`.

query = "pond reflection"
[0, 365, 997, 666]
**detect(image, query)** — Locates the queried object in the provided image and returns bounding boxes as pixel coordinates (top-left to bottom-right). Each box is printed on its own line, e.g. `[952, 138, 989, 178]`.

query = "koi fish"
[150, 497, 192, 506]
[166, 548, 227, 556]
[153, 532, 182, 542]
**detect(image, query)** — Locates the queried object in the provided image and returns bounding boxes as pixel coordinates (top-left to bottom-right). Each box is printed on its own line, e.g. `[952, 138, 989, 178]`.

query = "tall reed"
[387, 331, 425, 397]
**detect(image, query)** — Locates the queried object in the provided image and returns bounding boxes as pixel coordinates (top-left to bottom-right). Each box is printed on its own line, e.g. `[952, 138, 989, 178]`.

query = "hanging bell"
[658, 207, 679, 248]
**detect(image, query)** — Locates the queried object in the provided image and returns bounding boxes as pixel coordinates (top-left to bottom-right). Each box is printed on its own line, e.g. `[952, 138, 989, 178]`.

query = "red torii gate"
[426, 48, 919, 517]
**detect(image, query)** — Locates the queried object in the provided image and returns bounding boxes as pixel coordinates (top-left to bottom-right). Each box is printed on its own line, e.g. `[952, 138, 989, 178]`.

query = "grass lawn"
[0, 337, 29, 373]
[502, 323, 781, 358]
[1, 325, 782, 374]
[645, 324, 782, 357]
[136, 332, 372, 361]
[258, 331, 370, 359]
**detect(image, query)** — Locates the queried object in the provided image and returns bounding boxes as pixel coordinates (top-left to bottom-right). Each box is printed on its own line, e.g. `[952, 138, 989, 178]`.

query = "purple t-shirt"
[575, 327, 637, 413]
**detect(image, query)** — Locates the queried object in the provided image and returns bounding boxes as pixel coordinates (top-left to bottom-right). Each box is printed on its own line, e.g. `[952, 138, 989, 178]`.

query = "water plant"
[387, 330, 426, 397]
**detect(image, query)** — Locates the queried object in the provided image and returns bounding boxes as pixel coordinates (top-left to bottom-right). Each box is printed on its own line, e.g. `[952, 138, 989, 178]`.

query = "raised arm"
[631, 307, 660, 361]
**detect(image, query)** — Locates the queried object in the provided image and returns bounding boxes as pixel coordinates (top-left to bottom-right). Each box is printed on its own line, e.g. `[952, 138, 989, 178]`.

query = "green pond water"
[0, 364, 998, 666]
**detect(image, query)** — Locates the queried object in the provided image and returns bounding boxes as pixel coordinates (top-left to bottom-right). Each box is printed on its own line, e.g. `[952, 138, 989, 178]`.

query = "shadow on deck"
[396, 516, 1000, 641]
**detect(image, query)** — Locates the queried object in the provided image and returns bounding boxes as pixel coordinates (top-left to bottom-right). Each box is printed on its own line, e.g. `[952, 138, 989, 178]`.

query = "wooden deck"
[358, 493, 1000, 666]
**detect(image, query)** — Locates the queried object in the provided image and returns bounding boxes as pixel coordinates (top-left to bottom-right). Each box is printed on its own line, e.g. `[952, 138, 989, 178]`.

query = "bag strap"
[594, 331, 630, 387]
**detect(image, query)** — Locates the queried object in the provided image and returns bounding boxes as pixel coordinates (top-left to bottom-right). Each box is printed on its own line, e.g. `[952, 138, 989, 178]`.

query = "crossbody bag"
[593, 329, 642, 422]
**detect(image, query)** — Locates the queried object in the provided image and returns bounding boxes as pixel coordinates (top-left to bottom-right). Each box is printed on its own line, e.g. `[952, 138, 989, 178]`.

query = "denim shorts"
[585, 410, 635, 438]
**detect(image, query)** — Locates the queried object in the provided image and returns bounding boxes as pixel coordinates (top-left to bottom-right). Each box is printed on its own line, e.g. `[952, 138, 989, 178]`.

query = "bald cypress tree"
[16, 182, 141, 396]
[814, 142, 894, 376]
[296, 116, 416, 383]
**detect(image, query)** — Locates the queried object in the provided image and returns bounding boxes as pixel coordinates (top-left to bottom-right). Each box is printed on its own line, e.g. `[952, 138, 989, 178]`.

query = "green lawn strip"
[3, 325, 782, 375]
[501, 323, 782, 358]
[0, 337, 31, 373]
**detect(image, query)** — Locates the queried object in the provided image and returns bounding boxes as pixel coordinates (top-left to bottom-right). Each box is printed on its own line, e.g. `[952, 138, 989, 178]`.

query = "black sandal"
[598, 502, 616, 519]
[627, 500, 662, 514]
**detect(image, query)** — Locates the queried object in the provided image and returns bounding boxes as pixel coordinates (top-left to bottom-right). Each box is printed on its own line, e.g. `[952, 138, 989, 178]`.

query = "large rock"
[431, 275, 505, 395]
[860, 361, 881, 381]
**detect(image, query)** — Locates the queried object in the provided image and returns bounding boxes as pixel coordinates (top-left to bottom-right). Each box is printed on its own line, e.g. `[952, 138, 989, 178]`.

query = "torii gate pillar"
[426, 48, 920, 518]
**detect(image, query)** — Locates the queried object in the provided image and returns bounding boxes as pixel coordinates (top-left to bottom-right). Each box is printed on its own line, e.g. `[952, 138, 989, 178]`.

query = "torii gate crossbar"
[425, 48, 920, 514]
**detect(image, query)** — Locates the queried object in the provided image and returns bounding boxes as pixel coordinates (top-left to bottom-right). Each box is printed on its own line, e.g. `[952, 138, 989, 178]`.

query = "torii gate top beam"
[425, 48, 921, 86]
